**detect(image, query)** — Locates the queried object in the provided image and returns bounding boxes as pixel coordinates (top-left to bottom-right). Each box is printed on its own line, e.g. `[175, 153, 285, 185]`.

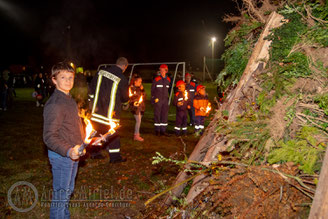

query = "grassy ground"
[0, 83, 217, 218]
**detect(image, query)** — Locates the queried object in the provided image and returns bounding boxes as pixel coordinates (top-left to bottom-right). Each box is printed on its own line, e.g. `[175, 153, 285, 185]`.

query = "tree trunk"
[309, 148, 328, 218]
[227, 11, 285, 121]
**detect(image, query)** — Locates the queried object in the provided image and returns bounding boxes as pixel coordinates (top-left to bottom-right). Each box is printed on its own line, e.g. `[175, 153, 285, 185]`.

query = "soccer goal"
[97, 62, 186, 105]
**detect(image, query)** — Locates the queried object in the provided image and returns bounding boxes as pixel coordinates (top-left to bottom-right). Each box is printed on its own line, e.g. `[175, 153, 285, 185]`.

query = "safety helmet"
[185, 73, 191, 78]
[196, 85, 205, 92]
[176, 80, 186, 87]
[159, 64, 168, 70]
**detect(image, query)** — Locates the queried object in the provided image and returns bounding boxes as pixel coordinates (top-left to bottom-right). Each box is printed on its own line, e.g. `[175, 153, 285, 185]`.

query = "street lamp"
[211, 37, 216, 74]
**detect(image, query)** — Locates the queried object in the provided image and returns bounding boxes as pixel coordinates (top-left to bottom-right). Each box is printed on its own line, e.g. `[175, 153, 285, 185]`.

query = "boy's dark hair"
[51, 62, 75, 78]
[130, 74, 142, 86]
[116, 57, 128, 66]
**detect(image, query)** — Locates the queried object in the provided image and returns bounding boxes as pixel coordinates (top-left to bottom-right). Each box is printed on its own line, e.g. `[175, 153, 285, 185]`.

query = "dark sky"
[0, 0, 238, 70]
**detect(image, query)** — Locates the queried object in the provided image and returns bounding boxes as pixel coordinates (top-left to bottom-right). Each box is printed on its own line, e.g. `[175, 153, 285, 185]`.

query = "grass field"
[0, 83, 217, 218]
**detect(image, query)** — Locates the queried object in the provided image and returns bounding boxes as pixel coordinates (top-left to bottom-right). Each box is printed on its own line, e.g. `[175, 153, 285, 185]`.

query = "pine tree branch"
[261, 167, 316, 193]
[304, 5, 328, 24]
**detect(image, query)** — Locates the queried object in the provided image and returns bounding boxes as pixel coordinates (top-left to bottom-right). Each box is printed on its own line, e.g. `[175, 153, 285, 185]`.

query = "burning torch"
[184, 90, 188, 101]
[205, 103, 212, 114]
[134, 95, 143, 107]
[129, 87, 134, 97]
[78, 119, 97, 156]
[91, 120, 119, 145]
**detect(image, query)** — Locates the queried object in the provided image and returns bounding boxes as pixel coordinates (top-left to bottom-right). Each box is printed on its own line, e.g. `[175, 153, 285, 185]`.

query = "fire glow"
[138, 95, 143, 104]
[205, 103, 212, 114]
[133, 95, 143, 106]
[85, 119, 119, 148]
[129, 88, 133, 97]
[108, 120, 118, 134]
[78, 118, 98, 156]
[184, 90, 188, 101]
[84, 118, 95, 143]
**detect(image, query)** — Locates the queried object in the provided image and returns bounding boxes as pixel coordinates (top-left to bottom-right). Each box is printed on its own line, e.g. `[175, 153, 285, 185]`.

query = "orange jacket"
[193, 94, 209, 116]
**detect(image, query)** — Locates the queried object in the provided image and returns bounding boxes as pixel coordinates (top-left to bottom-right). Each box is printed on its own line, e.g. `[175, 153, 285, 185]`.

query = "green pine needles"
[268, 126, 326, 174]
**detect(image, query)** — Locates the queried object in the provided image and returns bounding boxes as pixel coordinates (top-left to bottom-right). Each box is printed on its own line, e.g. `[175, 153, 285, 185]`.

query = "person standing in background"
[0, 73, 8, 111]
[88, 57, 129, 163]
[185, 73, 197, 127]
[35, 73, 46, 107]
[151, 64, 171, 136]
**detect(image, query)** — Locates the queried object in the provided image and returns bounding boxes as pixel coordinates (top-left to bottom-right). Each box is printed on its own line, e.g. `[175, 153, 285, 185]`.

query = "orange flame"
[205, 103, 212, 114]
[108, 120, 118, 134]
[184, 90, 188, 101]
[129, 88, 133, 97]
[84, 119, 94, 143]
[138, 95, 143, 104]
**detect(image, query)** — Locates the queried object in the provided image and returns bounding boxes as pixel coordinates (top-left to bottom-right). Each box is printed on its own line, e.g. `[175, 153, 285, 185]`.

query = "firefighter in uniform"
[185, 73, 197, 127]
[88, 57, 129, 163]
[173, 80, 191, 136]
[151, 64, 171, 136]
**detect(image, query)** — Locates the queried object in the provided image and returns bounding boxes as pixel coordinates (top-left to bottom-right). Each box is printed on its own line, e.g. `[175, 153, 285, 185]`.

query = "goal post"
[97, 62, 186, 105]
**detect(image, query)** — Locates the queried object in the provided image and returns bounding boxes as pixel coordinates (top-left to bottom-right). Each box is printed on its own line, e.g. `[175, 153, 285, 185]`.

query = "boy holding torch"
[43, 62, 85, 219]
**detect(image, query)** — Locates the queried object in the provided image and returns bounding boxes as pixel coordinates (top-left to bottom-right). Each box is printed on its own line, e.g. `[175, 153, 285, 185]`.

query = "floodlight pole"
[211, 37, 216, 76]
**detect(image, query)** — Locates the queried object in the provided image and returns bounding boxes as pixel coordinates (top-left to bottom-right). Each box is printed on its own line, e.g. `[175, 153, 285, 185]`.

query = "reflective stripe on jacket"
[88, 65, 129, 125]
[151, 75, 171, 104]
[185, 82, 197, 100]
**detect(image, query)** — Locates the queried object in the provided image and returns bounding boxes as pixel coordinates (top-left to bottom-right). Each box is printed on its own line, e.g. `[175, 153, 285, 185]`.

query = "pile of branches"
[168, 163, 314, 218]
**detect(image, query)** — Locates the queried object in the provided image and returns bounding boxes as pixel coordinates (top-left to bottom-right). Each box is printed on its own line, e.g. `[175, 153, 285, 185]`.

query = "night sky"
[0, 0, 239, 70]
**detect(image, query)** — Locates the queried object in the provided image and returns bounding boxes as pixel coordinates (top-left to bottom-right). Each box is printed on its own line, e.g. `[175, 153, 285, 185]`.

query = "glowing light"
[138, 95, 143, 104]
[211, 37, 216, 42]
[205, 103, 212, 114]
[134, 95, 143, 106]
[108, 120, 118, 134]
[129, 88, 133, 97]
[83, 119, 94, 143]
[184, 90, 188, 101]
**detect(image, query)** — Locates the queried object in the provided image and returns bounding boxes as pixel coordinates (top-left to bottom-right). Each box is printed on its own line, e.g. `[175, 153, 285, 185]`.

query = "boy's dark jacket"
[43, 89, 84, 157]
[173, 91, 191, 111]
[129, 85, 146, 115]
